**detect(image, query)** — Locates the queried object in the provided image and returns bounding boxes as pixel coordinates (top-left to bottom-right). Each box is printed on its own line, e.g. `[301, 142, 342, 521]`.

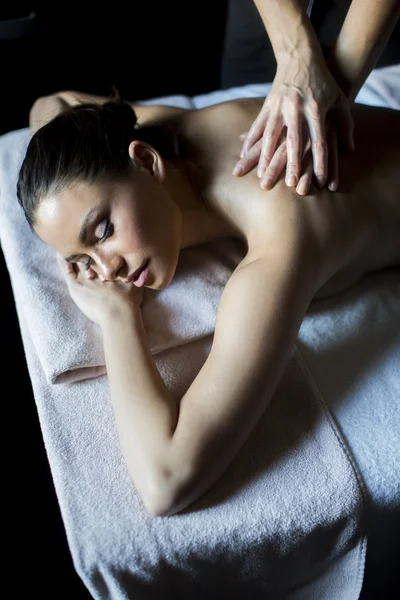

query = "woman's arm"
[29, 90, 188, 132]
[99, 235, 317, 517]
[327, 0, 400, 103]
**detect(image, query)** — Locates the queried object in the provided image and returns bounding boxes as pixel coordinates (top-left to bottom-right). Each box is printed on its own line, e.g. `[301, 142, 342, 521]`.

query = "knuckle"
[287, 133, 299, 145]
[287, 94, 301, 110]
[286, 161, 298, 173]
[263, 130, 276, 142]
[307, 98, 320, 116]
[313, 139, 326, 153]
[261, 149, 273, 162]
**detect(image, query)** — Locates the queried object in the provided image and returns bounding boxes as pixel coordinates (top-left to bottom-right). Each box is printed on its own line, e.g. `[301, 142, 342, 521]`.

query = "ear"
[128, 140, 166, 183]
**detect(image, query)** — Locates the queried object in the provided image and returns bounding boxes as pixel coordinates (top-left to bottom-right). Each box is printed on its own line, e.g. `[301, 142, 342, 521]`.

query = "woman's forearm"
[101, 309, 178, 516]
[29, 91, 111, 132]
[29, 90, 186, 134]
[327, 0, 400, 102]
[29, 94, 66, 132]
[253, 0, 324, 63]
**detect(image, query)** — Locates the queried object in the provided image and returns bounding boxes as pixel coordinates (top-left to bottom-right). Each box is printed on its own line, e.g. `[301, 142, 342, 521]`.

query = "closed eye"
[85, 217, 113, 270]
[97, 217, 113, 242]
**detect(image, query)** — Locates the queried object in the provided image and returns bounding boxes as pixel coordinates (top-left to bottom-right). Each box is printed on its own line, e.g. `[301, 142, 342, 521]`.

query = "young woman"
[18, 90, 400, 517]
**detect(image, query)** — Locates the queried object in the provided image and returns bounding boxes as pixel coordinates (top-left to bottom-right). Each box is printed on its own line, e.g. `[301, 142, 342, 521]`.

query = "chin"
[160, 264, 178, 290]
[146, 267, 176, 291]
[147, 252, 179, 290]
[156, 273, 175, 290]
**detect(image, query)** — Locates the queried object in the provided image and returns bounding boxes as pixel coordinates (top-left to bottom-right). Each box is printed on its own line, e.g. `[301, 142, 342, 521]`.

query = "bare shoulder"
[186, 97, 264, 143]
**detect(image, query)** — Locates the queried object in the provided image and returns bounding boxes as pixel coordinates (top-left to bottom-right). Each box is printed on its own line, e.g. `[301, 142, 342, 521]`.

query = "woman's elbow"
[145, 500, 179, 518]
[144, 476, 203, 517]
[129, 452, 195, 517]
[141, 473, 196, 518]
[142, 488, 182, 518]
[131, 466, 182, 518]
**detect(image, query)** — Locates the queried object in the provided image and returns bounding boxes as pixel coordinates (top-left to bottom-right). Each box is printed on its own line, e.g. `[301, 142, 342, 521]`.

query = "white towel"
[17, 313, 367, 599]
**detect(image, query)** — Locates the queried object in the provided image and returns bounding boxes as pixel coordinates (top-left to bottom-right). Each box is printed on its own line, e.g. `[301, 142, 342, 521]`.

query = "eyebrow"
[64, 203, 106, 263]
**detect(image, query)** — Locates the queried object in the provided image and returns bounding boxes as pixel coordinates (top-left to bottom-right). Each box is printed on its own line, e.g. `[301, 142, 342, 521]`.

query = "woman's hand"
[233, 55, 354, 195]
[57, 254, 144, 327]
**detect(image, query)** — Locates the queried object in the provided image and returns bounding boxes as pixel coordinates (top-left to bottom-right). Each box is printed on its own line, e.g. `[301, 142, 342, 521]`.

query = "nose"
[94, 253, 124, 281]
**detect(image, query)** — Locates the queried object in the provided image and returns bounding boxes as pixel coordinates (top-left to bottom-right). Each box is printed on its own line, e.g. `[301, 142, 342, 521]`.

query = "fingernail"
[257, 166, 264, 179]
[317, 177, 327, 189]
[232, 165, 243, 177]
[261, 177, 272, 190]
[297, 181, 308, 195]
[328, 181, 338, 192]
[286, 174, 298, 187]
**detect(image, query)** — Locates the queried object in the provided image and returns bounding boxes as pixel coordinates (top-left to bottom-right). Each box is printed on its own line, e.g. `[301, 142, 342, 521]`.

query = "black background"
[0, 2, 228, 136]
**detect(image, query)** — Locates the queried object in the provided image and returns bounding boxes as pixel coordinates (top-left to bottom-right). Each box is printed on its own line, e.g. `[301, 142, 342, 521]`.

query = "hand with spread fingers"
[233, 55, 353, 195]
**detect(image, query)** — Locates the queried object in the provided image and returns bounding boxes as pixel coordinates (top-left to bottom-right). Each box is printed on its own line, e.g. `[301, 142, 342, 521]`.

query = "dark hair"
[17, 94, 180, 229]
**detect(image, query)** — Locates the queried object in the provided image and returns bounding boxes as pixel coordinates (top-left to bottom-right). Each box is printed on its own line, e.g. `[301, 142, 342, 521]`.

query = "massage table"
[0, 64, 399, 599]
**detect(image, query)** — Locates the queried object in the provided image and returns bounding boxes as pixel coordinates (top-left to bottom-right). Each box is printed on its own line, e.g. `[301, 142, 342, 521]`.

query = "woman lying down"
[18, 90, 400, 517]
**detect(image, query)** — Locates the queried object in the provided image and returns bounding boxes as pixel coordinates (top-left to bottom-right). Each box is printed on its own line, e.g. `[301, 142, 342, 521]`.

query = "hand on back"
[233, 55, 354, 195]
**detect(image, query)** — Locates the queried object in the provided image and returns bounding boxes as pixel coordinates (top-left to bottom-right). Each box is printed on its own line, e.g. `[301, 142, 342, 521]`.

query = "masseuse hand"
[57, 254, 144, 327]
[233, 54, 354, 195]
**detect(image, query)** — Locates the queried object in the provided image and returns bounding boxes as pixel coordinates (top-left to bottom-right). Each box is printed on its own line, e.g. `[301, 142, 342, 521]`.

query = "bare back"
[177, 99, 400, 298]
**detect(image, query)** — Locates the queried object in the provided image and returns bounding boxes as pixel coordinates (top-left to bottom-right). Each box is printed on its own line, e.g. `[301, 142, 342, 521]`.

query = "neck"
[164, 160, 237, 249]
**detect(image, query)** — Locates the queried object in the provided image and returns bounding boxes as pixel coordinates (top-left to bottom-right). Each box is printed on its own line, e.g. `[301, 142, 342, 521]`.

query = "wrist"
[100, 303, 142, 332]
[255, 0, 323, 66]
[273, 14, 323, 66]
[275, 32, 322, 62]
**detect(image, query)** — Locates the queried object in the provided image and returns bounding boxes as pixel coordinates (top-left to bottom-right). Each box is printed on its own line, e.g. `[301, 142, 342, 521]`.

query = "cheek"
[115, 207, 145, 251]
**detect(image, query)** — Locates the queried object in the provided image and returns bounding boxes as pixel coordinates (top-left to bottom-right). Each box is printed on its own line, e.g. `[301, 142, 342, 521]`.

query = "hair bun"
[101, 96, 138, 131]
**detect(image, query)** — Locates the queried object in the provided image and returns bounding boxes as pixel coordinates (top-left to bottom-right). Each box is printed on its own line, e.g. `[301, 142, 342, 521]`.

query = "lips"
[127, 259, 149, 284]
